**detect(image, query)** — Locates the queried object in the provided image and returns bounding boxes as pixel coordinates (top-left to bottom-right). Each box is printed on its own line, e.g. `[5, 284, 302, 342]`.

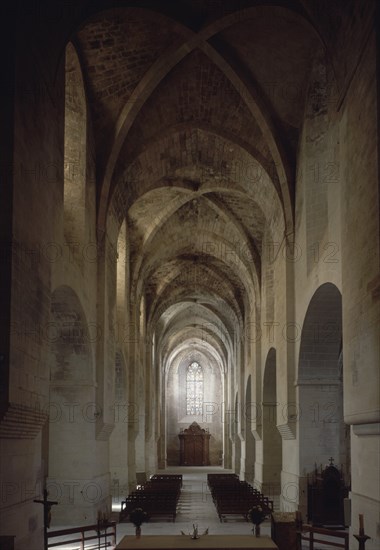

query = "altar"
[115, 535, 278, 549]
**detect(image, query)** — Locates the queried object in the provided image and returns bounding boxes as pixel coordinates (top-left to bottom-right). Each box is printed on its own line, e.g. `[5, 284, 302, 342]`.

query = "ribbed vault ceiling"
[73, 0, 326, 374]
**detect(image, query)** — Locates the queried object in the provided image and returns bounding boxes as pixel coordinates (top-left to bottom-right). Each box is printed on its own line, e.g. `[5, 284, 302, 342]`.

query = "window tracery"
[186, 361, 203, 415]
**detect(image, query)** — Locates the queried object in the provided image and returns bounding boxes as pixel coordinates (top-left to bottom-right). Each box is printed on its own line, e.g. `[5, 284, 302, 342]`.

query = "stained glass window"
[186, 361, 203, 415]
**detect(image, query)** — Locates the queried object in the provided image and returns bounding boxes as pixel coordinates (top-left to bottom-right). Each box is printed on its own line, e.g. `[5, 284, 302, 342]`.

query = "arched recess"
[244, 375, 256, 483]
[165, 350, 223, 466]
[64, 42, 87, 254]
[47, 286, 97, 525]
[297, 283, 349, 515]
[262, 348, 282, 500]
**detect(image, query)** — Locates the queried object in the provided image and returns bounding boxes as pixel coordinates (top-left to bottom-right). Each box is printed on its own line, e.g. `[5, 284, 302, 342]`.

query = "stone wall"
[339, 30, 379, 549]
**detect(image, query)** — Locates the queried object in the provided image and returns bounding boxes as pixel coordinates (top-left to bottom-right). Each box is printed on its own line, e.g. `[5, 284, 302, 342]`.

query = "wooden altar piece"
[307, 458, 350, 526]
[179, 422, 210, 466]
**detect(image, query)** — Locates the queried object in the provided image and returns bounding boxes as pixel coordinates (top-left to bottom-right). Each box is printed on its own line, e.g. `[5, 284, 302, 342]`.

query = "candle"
[359, 514, 364, 534]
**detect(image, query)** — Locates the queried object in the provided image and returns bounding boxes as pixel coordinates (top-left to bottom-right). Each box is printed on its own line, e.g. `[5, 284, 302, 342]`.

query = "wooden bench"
[150, 474, 183, 487]
[119, 475, 182, 523]
[208, 474, 273, 522]
[120, 496, 179, 522]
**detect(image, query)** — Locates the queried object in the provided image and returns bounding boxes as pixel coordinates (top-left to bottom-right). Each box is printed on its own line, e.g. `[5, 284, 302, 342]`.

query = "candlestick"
[359, 513, 364, 535]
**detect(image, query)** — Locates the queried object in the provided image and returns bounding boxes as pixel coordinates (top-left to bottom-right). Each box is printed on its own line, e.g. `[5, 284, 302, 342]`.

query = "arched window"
[186, 361, 203, 415]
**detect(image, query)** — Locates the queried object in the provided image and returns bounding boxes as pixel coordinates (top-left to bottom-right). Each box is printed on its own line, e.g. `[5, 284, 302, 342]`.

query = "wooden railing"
[47, 521, 116, 549]
[299, 524, 349, 550]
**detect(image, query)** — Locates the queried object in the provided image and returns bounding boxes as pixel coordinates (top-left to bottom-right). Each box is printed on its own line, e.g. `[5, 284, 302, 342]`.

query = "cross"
[34, 489, 58, 550]
[329, 457, 335, 466]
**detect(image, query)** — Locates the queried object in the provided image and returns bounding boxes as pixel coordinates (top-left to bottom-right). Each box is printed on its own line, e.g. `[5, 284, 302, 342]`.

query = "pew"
[207, 474, 273, 522]
[120, 475, 182, 523]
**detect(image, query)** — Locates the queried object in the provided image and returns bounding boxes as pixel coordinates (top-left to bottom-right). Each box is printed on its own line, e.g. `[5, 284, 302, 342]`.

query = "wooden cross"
[34, 489, 58, 550]
[329, 457, 335, 466]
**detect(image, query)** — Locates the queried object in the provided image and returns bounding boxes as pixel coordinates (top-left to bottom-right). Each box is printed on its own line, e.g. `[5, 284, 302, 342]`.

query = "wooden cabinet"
[179, 422, 210, 466]
[307, 461, 350, 526]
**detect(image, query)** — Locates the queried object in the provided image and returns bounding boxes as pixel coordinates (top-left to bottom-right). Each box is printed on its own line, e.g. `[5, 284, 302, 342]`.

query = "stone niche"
[166, 358, 223, 465]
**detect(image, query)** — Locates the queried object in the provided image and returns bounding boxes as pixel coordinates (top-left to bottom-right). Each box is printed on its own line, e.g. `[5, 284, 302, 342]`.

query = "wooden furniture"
[150, 474, 183, 486]
[271, 512, 297, 550]
[300, 524, 349, 550]
[179, 422, 210, 466]
[47, 522, 116, 549]
[307, 460, 350, 526]
[0, 536, 15, 550]
[119, 476, 182, 523]
[115, 534, 278, 549]
[207, 474, 273, 522]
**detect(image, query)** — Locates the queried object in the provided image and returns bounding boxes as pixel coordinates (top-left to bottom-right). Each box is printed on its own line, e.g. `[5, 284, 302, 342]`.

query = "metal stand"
[353, 533, 370, 549]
